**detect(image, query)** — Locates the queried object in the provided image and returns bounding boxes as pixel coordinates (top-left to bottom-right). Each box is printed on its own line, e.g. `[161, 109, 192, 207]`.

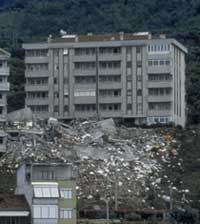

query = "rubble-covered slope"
[0, 119, 199, 210]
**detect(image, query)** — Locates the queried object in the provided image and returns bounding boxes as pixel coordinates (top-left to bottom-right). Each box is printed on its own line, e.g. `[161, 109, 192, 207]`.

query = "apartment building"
[15, 162, 77, 224]
[23, 32, 187, 127]
[0, 48, 10, 153]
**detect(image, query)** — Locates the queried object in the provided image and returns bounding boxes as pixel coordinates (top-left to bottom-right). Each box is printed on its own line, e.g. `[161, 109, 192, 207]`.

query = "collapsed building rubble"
[0, 117, 189, 210]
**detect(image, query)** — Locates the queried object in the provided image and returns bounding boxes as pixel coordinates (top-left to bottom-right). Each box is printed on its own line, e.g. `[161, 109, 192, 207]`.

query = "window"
[126, 61, 132, 68]
[74, 90, 96, 97]
[127, 104, 132, 110]
[75, 104, 96, 112]
[0, 93, 2, 99]
[60, 188, 72, 199]
[137, 90, 142, 96]
[60, 208, 73, 219]
[136, 47, 141, 54]
[148, 59, 170, 67]
[41, 170, 54, 180]
[54, 78, 58, 84]
[33, 205, 58, 218]
[147, 44, 170, 54]
[0, 137, 3, 144]
[54, 106, 59, 112]
[33, 183, 59, 198]
[64, 105, 69, 112]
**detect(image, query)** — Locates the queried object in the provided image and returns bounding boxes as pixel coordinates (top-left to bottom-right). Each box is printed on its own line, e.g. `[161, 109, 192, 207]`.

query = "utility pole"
[106, 198, 109, 224]
[101, 197, 110, 224]
[170, 187, 173, 211]
[114, 172, 118, 210]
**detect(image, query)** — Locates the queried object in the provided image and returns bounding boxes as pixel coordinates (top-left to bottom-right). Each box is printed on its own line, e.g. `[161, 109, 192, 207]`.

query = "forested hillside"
[0, 0, 200, 122]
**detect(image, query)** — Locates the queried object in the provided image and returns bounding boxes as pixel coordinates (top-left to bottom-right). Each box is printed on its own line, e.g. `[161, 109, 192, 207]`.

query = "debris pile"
[0, 118, 186, 209]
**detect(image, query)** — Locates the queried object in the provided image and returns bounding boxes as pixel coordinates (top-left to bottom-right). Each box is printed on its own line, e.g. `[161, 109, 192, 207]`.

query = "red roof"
[0, 195, 30, 211]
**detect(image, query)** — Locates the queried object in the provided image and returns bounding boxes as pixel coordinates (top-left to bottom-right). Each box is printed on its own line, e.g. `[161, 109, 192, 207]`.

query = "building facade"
[23, 32, 187, 126]
[0, 49, 10, 153]
[15, 162, 77, 224]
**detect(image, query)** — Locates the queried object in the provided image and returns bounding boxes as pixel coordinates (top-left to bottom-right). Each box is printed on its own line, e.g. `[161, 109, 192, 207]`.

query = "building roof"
[51, 32, 152, 43]
[23, 32, 187, 53]
[0, 195, 30, 211]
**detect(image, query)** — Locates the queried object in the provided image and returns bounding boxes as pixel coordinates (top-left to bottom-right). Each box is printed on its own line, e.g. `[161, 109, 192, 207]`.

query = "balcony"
[148, 65, 171, 74]
[25, 56, 49, 64]
[0, 82, 9, 91]
[26, 98, 49, 106]
[98, 82, 122, 89]
[98, 54, 121, 61]
[74, 111, 97, 118]
[73, 55, 96, 62]
[148, 95, 172, 102]
[99, 68, 121, 75]
[99, 111, 122, 118]
[74, 69, 96, 76]
[147, 110, 172, 116]
[25, 70, 49, 77]
[148, 81, 173, 88]
[74, 84, 96, 90]
[99, 96, 122, 104]
[74, 96, 96, 104]
[25, 85, 48, 92]
[0, 67, 9, 76]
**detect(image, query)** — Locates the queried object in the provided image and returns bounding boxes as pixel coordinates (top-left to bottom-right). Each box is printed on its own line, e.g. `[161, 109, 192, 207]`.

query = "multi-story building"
[15, 161, 77, 224]
[23, 32, 187, 126]
[0, 48, 10, 153]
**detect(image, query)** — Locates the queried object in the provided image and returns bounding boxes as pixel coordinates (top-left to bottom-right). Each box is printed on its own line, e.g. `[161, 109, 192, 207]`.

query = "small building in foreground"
[15, 161, 77, 224]
[0, 195, 31, 224]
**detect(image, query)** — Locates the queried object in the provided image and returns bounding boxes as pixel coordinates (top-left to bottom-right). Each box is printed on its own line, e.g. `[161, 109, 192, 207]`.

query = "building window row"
[147, 116, 172, 124]
[74, 62, 95, 70]
[27, 78, 48, 85]
[33, 183, 59, 198]
[25, 49, 48, 57]
[147, 44, 170, 53]
[75, 104, 96, 112]
[75, 48, 96, 56]
[27, 92, 48, 99]
[26, 63, 48, 72]
[33, 205, 73, 219]
[148, 59, 170, 66]
[99, 61, 121, 69]
[60, 188, 73, 199]
[99, 47, 121, 55]
[99, 75, 121, 83]
[54, 105, 69, 113]
[149, 102, 171, 111]
[100, 103, 121, 111]
[148, 88, 172, 96]
[30, 105, 48, 112]
[60, 208, 73, 219]
[74, 90, 96, 97]
[75, 76, 96, 84]
[33, 184, 72, 199]
[99, 89, 121, 97]
[148, 73, 172, 81]
[33, 205, 58, 219]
